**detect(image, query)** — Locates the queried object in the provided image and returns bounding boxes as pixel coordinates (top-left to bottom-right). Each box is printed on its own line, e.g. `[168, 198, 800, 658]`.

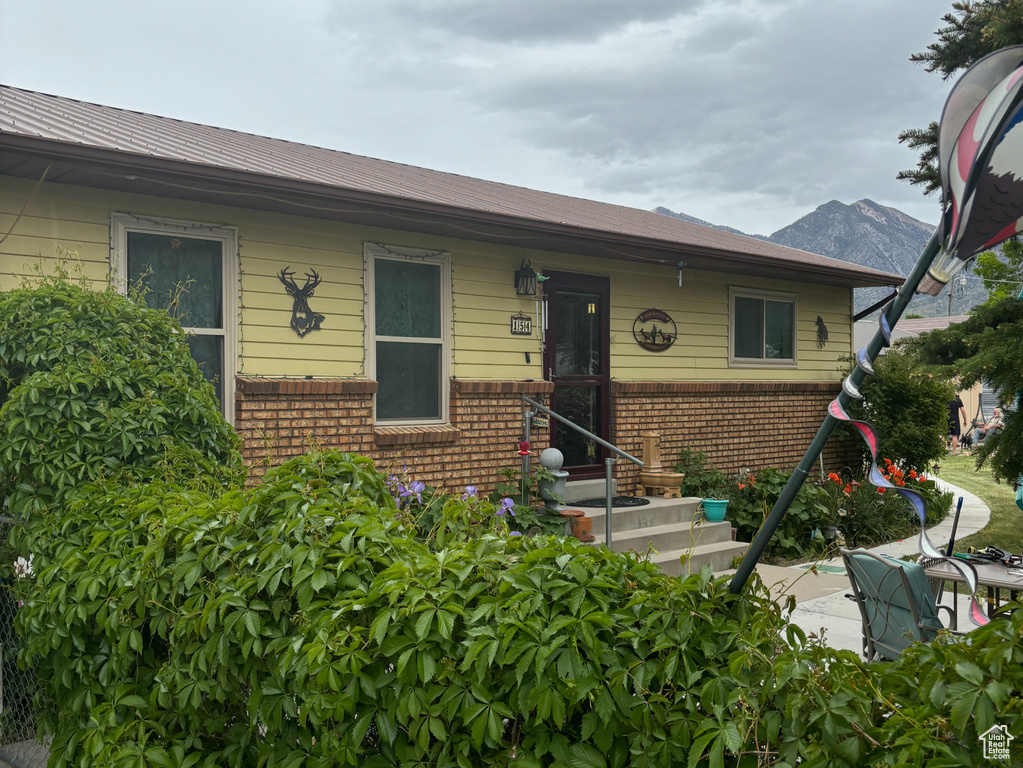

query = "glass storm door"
[543, 272, 610, 478]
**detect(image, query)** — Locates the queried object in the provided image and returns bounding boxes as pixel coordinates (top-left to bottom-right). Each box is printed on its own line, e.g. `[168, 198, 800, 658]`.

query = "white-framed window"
[728, 287, 797, 367]
[111, 213, 238, 422]
[364, 243, 451, 424]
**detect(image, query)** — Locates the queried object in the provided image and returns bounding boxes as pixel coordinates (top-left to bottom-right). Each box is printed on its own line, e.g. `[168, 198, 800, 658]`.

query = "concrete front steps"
[574, 494, 750, 576]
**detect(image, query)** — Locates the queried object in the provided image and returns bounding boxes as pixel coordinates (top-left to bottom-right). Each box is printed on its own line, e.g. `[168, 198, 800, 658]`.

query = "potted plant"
[700, 498, 729, 523]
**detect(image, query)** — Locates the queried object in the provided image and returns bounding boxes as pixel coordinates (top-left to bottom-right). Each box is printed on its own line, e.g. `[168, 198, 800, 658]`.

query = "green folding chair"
[841, 548, 956, 661]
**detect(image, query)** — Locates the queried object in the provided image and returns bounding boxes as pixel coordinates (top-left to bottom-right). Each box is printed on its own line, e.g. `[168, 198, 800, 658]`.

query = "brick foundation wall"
[235, 378, 552, 493]
[235, 378, 859, 494]
[610, 381, 861, 492]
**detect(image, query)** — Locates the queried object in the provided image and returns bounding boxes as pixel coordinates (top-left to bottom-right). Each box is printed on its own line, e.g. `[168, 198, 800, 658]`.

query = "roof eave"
[0, 132, 905, 289]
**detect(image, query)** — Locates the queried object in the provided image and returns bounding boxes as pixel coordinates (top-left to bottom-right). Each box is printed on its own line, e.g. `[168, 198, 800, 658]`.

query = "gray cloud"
[1, 0, 953, 233]
[329, 0, 705, 45]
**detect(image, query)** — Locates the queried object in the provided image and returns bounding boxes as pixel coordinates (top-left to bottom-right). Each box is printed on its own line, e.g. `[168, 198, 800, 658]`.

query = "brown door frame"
[542, 271, 611, 479]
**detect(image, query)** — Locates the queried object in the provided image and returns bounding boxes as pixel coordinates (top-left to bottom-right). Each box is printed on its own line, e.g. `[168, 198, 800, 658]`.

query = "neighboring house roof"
[852, 314, 971, 352]
[0, 84, 902, 288]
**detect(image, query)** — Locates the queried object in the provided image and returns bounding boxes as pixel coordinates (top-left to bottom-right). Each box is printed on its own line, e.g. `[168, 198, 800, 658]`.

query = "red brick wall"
[235, 378, 552, 493]
[234, 378, 859, 493]
[610, 381, 861, 491]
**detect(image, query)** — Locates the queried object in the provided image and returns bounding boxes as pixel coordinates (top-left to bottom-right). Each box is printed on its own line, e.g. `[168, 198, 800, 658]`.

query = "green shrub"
[673, 447, 727, 497]
[12, 451, 787, 767]
[723, 468, 832, 561]
[0, 272, 244, 516]
[11, 449, 1023, 766]
[843, 346, 953, 472]
[822, 463, 953, 549]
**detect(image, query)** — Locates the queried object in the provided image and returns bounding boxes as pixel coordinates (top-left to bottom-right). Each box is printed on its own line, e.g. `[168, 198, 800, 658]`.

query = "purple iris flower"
[462, 485, 478, 500]
[497, 497, 515, 517]
[399, 480, 425, 505]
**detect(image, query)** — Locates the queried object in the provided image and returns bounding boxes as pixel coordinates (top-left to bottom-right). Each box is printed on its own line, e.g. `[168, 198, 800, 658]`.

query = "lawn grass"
[935, 452, 1023, 554]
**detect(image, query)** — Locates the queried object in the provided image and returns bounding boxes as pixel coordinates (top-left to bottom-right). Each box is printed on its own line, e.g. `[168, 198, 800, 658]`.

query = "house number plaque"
[511, 313, 532, 335]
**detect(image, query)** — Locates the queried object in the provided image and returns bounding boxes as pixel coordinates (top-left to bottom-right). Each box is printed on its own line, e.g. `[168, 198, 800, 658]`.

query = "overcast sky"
[1, 0, 956, 235]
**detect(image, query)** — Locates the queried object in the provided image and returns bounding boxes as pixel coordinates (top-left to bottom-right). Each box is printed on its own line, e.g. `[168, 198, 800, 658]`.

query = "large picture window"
[365, 244, 450, 423]
[729, 288, 796, 366]
[111, 214, 238, 421]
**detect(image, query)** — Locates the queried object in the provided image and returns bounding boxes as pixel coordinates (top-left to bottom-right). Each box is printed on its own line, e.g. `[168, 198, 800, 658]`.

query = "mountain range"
[654, 200, 986, 317]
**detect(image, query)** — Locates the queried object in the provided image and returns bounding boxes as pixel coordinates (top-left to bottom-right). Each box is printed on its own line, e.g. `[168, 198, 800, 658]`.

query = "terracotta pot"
[570, 515, 594, 542]
[559, 508, 583, 537]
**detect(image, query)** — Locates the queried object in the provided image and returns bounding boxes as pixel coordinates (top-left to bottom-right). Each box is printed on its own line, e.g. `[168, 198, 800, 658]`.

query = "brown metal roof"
[0, 84, 902, 288]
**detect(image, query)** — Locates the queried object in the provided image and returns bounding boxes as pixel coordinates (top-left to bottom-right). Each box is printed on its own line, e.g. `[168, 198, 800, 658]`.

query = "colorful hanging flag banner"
[829, 392, 988, 627]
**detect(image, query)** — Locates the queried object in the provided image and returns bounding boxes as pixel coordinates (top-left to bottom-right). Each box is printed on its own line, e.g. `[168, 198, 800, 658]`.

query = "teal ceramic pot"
[701, 498, 729, 523]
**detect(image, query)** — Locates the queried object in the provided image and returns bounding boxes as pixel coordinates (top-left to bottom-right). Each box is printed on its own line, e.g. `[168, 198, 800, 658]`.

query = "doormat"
[572, 496, 651, 508]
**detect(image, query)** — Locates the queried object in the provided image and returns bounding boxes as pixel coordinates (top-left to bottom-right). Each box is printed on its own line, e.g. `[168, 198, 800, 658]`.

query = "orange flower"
[843, 484, 852, 494]
[737, 483, 745, 490]
[877, 487, 886, 494]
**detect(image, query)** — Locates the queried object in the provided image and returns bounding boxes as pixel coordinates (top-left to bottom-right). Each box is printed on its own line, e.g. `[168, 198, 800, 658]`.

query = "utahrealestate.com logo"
[980, 724, 1014, 761]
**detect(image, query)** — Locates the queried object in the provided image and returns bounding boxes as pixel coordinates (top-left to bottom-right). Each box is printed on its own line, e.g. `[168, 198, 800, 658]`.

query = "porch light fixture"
[515, 259, 537, 296]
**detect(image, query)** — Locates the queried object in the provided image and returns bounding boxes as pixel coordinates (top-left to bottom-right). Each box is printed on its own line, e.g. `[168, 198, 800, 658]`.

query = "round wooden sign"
[632, 309, 677, 352]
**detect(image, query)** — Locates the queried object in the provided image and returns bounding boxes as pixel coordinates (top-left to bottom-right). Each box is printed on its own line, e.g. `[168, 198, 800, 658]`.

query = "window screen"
[372, 256, 446, 421]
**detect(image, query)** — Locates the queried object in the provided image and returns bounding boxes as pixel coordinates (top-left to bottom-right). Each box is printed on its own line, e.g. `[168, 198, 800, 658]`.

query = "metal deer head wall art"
[278, 266, 325, 337]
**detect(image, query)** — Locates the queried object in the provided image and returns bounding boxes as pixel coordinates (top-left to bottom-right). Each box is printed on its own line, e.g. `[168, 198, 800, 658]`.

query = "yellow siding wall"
[1, 175, 852, 382]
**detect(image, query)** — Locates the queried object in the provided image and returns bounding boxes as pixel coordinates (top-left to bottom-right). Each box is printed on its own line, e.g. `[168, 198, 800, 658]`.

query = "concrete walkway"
[728, 479, 991, 654]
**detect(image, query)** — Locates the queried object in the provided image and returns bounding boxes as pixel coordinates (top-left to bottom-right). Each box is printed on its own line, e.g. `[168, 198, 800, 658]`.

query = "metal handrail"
[521, 396, 643, 548]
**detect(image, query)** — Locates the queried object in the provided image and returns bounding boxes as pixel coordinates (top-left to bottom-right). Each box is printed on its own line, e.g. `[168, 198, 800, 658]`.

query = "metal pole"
[522, 396, 643, 466]
[522, 409, 533, 501]
[945, 496, 964, 557]
[728, 230, 943, 594]
[605, 456, 616, 548]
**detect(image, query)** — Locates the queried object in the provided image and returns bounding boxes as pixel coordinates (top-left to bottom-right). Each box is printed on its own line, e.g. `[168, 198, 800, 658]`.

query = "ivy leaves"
[11, 449, 1023, 767]
[0, 276, 244, 520]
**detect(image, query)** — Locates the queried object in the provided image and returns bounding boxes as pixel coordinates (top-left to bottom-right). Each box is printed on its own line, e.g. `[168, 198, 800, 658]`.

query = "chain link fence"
[0, 522, 46, 768]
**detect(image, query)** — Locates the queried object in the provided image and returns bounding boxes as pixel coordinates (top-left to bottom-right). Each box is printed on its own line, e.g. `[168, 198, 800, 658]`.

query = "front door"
[543, 272, 610, 478]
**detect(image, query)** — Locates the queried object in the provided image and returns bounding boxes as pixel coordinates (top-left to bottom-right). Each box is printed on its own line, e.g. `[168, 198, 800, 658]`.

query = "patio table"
[922, 559, 1023, 628]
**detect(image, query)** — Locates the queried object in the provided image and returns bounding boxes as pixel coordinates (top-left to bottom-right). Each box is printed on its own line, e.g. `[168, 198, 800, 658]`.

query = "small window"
[365, 244, 450, 423]
[729, 288, 796, 366]
[111, 214, 238, 422]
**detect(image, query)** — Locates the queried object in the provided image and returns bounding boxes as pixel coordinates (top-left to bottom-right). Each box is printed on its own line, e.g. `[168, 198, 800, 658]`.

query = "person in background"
[947, 394, 967, 456]
[973, 407, 1004, 447]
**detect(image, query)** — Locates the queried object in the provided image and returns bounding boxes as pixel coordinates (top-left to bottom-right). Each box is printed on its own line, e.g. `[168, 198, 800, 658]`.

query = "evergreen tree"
[907, 300, 1023, 483]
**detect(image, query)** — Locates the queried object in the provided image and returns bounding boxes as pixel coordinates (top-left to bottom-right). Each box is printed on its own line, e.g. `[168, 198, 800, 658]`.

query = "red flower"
[843, 484, 852, 494]
[877, 487, 886, 494]
[737, 483, 746, 490]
